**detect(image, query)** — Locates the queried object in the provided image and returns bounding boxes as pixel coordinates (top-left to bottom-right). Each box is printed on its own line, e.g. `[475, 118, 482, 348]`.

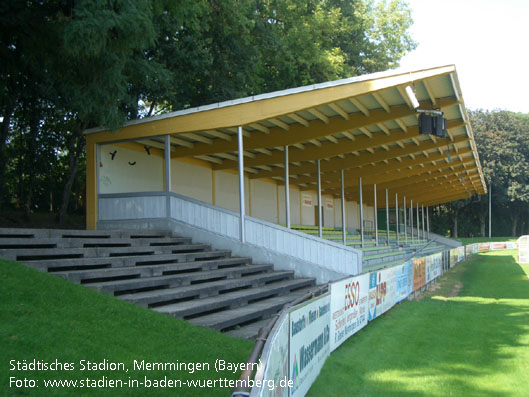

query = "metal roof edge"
[84, 64, 456, 135]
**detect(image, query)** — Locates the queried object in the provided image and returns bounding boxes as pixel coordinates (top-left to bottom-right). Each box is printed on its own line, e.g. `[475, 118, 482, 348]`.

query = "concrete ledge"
[98, 218, 347, 284]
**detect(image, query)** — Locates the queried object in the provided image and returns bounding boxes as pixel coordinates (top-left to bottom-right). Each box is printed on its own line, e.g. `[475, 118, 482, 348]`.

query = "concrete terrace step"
[0, 228, 173, 239]
[189, 288, 313, 331]
[85, 263, 274, 295]
[0, 236, 193, 249]
[22, 251, 233, 272]
[0, 243, 211, 261]
[54, 257, 253, 284]
[225, 318, 274, 340]
[359, 246, 397, 254]
[154, 278, 315, 318]
[362, 250, 412, 267]
[119, 271, 296, 307]
[0, 227, 320, 339]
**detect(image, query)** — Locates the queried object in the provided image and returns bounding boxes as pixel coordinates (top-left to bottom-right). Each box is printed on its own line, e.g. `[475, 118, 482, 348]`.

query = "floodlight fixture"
[405, 85, 420, 109]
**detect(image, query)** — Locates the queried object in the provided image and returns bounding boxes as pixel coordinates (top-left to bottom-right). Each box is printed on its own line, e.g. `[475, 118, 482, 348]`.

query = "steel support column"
[237, 126, 245, 243]
[341, 169, 346, 245]
[359, 177, 364, 248]
[403, 196, 407, 244]
[284, 145, 290, 229]
[374, 184, 378, 247]
[385, 188, 389, 246]
[395, 193, 399, 246]
[317, 160, 322, 238]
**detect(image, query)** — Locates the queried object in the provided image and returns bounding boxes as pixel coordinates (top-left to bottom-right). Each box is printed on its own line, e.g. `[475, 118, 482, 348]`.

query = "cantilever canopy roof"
[85, 64, 487, 207]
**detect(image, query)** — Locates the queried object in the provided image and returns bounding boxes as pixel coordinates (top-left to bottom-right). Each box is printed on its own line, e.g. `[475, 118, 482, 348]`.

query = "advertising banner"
[457, 246, 466, 263]
[490, 242, 507, 250]
[425, 255, 433, 283]
[260, 315, 289, 397]
[413, 257, 426, 291]
[368, 267, 397, 320]
[478, 242, 490, 252]
[506, 242, 517, 249]
[395, 260, 413, 303]
[472, 243, 479, 254]
[442, 250, 450, 272]
[426, 253, 442, 283]
[329, 274, 369, 352]
[450, 248, 458, 268]
[518, 236, 529, 264]
[289, 294, 331, 397]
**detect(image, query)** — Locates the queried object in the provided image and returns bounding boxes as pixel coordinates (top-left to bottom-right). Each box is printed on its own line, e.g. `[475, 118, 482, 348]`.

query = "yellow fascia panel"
[86, 135, 97, 230]
[86, 65, 456, 144]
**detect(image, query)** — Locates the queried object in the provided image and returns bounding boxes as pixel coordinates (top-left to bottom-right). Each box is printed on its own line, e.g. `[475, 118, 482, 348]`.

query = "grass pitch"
[309, 250, 529, 396]
[0, 259, 252, 396]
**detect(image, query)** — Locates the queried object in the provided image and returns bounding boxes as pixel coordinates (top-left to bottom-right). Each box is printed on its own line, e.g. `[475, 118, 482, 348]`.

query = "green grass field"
[309, 250, 529, 396]
[0, 259, 253, 396]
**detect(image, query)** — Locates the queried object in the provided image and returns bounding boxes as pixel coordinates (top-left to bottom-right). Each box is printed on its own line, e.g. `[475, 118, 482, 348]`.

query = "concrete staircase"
[0, 228, 317, 340]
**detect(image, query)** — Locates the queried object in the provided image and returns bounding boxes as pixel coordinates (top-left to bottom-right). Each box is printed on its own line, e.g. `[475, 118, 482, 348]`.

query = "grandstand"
[1, 65, 485, 338]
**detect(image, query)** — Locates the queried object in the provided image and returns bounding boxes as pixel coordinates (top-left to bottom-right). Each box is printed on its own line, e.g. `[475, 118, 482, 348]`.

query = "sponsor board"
[457, 246, 466, 263]
[413, 257, 426, 291]
[368, 267, 397, 320]
[518, 236, 529, 264]
[260, 315, 289, 397]
[426, 253, 442, 283]
[289, 294, 331, 397]
[450, 248, 458, 268]
[442, 250, 450, 272]
[490, 242, 507, 250]
[329, 274, 369, 352]
[301, 193, 313, 207]
[506, 242, 517, 249]
[478, 242, 490, 252]
[396, 260, 413, 302]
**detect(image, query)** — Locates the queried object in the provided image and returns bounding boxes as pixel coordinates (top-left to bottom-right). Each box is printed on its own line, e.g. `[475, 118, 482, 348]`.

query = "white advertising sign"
[457, 246, 466, 262]
[395, 260, 413, 303]
[368, 267, 397, 321]
[260, 315, 289, 397]
[301, 193, 313, 207]
[426, 253, 442, 283]
[289, 294, 331, 397]
[329, 274, 369, 352]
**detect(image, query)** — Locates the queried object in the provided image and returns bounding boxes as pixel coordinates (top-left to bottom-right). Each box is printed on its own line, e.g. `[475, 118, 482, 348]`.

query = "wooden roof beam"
[278, 148, 472, 186]
[248, 127, 468, 179]
[174, 97, 460, 160]
[215, 113, 464, 170]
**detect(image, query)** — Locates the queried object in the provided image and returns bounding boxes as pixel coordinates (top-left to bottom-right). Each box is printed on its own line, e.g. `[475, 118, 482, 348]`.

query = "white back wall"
[250, 179, 278, 223]
[278, 185, 301, 226]
[171, 160, 213, 204]
[215, 171, 250, 215]
[99, 144, 163, 194]
[300, 191, 316, 226]
[323, 195, 335, 227]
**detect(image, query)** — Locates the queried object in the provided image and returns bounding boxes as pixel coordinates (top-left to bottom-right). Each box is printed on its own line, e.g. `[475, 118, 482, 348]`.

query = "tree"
[0, 0, 419, 226]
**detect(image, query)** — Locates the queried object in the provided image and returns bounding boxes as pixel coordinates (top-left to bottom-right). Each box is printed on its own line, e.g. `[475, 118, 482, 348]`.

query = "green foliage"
[0, 0, 418, 220]
[433, 110, 529, 237]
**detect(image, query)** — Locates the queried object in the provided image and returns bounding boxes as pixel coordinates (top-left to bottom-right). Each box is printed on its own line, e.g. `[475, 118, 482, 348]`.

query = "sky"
[399, 0, 529, 113]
